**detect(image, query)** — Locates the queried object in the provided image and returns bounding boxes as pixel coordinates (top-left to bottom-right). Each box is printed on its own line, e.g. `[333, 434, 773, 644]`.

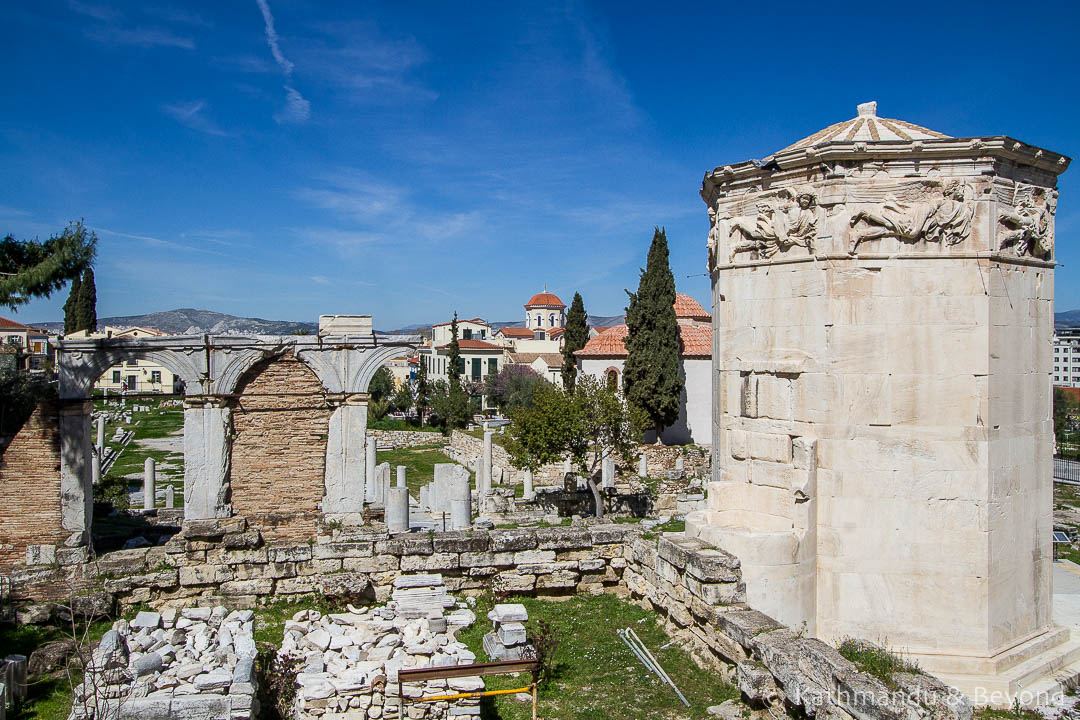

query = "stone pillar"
[143, 458, 156, 511]
[91, 452, 101, 486]
[523, 469, 534, 500]
[375, 462, 391, 506]
[638, 454, 648, 478]
[419, 484, 430, 512]
[183, 397, 232, 520]
[602, 455, 615, 490]
[481, 431, 494, 495]
[450, 470, 472, 530]
[95, 415, 105, 454]
[322, 396, 368, 523]
[396, 465, 406, 489]
[387, 487, 409, 533]
[675, 457, 685, 473]
[59, 399, 92, 534]
[365, 437, 378, 504]
[165, 484, 175, 509]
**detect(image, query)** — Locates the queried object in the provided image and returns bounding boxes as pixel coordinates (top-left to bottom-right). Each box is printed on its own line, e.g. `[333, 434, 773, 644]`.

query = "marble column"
[365, 437, 378, 504]
[59, 399, 92, 534]
[165, 484, 175, 509]
[482, 431, 494, 495]
[91, 452, 101, 486]
[523, 469, 534, 500]
[638, 454, 648, 478]
[183, 397, 232, 520]
[396, 465, 406, 489]
[143, 458, 156, 511]
[95, 415, 105, 454]
[602, 455, 615, 490]
[322, 396, 368, 522]
[387, 487, 409, 533]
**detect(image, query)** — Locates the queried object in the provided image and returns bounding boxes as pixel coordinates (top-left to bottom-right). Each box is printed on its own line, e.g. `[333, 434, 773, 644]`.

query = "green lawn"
[378, 444, 473, 496]
[95, 403, 184, 511]
[1, 618, 113, 720]
[457, 593, 741, 720]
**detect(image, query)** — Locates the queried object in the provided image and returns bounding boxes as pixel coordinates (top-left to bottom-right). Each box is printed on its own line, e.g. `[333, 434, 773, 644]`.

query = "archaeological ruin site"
[0, 102, 1071, 720]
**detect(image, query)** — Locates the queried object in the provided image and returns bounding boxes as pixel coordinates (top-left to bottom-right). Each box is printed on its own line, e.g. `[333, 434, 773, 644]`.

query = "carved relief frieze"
[847, 179, 975, 255]
[708, 187, 820, 268]
[998, 183, 1056, 260]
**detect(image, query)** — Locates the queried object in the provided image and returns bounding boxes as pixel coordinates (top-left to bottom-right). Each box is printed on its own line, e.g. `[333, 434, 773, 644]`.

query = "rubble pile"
[71, 607, 257, 720]
[280, 574, 483, 719]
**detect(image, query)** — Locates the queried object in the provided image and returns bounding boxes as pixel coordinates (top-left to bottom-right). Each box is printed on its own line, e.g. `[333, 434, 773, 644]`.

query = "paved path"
[1055, 559, 1080, 628]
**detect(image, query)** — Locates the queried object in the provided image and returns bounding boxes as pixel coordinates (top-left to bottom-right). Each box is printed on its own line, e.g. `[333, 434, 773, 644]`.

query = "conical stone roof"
[777, 101, 949, 154]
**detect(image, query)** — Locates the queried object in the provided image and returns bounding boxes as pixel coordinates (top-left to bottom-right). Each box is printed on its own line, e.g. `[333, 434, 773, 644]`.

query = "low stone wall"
[623, 533, 972, 719]
[8, 518, 636, 608]
[639, 443, 711, 479]
[367, 429, 447, 449]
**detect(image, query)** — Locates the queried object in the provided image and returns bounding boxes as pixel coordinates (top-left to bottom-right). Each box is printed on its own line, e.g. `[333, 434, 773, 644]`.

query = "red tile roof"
[547, 327, 564, 338]
[525, 292, 565, 308]
[0, 316, 29, 330]
[674, 293, 710, 320]
[497, 327, 535, 338]
[435, 339, 503, 350]
[575, 323, 712, 359]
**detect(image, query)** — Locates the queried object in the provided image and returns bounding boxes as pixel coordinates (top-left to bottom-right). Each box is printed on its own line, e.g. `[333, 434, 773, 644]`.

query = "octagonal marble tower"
[688, 102, 1071, 696]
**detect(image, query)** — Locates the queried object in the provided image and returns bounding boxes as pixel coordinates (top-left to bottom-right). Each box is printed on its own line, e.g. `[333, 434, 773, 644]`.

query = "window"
[459, 358, 466, 375]
[472, 358, 482, 380]
[32, 342, 43, 353]
[479, 329, 486, 339]
[151, 371, 162, 383]
[606, 368, 619, 392]
[549, 313, 555, 327]
[534, 330, 545, 341]
[463, 328, 472, 340]
[488, 358, 497, 376]
[112, 370, 121, 384]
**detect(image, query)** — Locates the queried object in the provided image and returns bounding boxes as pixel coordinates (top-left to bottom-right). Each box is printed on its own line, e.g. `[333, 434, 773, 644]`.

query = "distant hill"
[1057, 311, 1080, 328]
[30, 309, 634, 338]
[33, 308, 318, 336]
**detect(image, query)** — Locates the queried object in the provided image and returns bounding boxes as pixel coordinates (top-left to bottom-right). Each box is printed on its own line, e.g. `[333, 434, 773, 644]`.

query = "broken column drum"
[687, 101, 1070, 686]
[143, 457, 156, 511]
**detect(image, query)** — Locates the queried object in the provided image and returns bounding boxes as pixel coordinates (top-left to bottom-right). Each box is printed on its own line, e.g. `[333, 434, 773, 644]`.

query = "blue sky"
[2, 1, 1078, 329]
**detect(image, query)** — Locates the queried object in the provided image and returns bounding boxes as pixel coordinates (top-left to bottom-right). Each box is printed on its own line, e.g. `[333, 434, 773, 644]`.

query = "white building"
[575, 293, 712, 445]
[1054, 328, 1080, 387]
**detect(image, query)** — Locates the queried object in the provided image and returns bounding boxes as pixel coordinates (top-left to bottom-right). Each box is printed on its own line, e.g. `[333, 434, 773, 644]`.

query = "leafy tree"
[75, 267, 97, 333]
[1055, 388, 1078, 457]
[415, 354, 429, 426]
[369, 397, 391, 421]
[561, 291, 589, 391]
[369, 366, 395, 403]
[0, 367, 57, 445]
[623, 227, 683, 442]
[1, 221, 97, 311]
[429, 379, 470, 431]
[63, 272, 82, 335]
[485, 364, 547, 413]
[392, 381, 413, 416]
[447, 312, 462, 386]
[504, 375, 643, 517]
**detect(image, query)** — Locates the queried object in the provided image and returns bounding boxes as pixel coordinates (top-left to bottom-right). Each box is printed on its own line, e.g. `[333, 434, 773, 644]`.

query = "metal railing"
[1055, 456, 1080, 484]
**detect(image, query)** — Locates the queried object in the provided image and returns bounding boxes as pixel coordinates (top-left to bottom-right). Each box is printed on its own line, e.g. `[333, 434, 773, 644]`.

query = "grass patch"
[378, 446, 472, 496]
[975, 709, 1046, 719]
[1055, 481, 1080, 509]
[837, 638, 921, 690]
[2, 616, 115, 720]
[456, 593, 740, 719]
[642, 518, 685, 540]
[130, 409, 183, 440]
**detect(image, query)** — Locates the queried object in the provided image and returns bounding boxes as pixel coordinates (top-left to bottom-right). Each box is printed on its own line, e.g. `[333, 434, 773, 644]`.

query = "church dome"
[525, 292, 566, 308]
[777, 101, 950, 154]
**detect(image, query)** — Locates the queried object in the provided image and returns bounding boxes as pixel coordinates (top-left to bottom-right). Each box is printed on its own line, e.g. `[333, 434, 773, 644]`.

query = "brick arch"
[228, 350, 330, 541]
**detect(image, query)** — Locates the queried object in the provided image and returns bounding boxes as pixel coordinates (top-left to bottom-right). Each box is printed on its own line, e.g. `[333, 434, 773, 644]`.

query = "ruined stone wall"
[0, 401, 66, 574]
[366, 429, 447, 449]
[622, 534, 972, 719]
[229, 352, 330, 542]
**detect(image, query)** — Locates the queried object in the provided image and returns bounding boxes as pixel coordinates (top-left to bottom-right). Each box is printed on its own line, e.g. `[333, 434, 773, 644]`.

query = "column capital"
[183, 394, 230, 409]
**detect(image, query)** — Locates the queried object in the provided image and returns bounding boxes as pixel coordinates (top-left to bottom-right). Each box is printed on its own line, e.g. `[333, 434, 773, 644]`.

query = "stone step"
[933, 632, 1080, 706]
[915, 626, 1073, 676]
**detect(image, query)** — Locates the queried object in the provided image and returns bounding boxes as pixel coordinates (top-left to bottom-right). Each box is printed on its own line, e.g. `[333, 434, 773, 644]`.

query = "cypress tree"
[561, 291, 589, 391]
[623, 227, 683, 442]
[63, 272, 82, 335]
[415, 353, 429, 426]
[447, 312, 462, 386]
[75, 267, 97, 333]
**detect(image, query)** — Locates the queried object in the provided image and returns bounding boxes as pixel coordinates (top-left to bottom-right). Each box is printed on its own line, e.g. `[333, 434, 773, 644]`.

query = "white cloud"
[163, 100, 229, 136]
[254, 0, 310, 124]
